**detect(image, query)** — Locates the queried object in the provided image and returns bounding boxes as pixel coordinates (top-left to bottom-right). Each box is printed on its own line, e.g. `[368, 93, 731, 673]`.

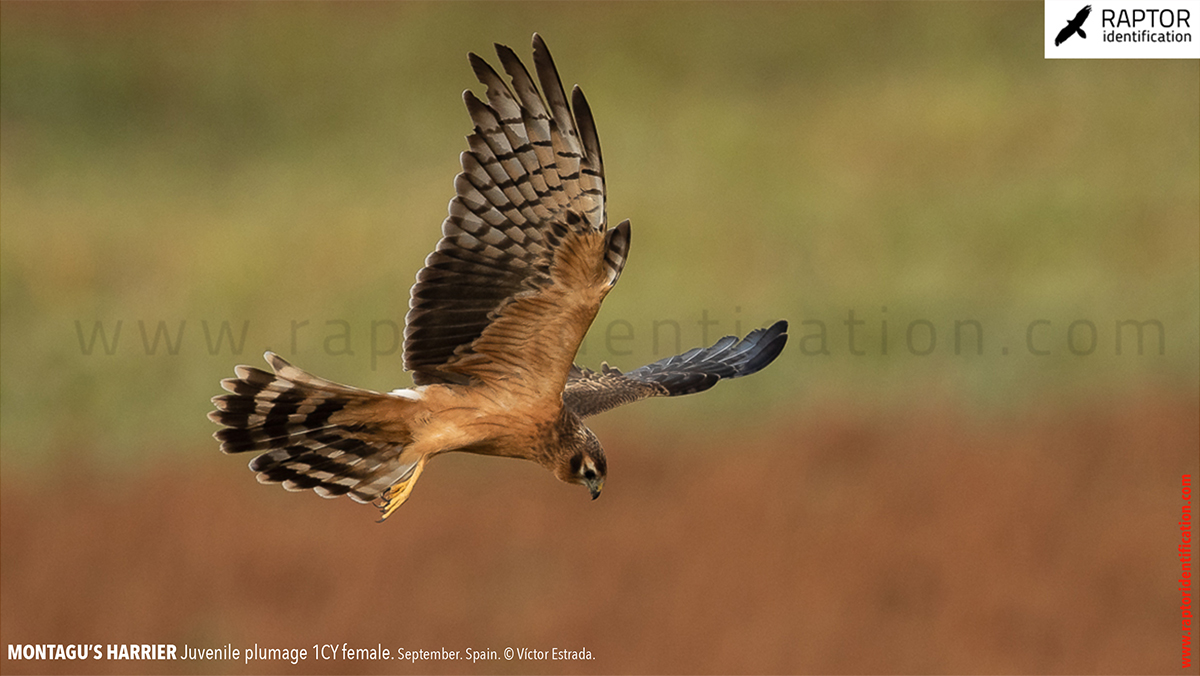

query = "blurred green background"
[2, 1, 1195, 465]
[1, 2, 1198, 674]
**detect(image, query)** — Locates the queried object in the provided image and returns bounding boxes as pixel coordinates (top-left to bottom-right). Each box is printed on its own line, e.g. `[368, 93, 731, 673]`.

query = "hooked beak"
[586, 479, 604, 500]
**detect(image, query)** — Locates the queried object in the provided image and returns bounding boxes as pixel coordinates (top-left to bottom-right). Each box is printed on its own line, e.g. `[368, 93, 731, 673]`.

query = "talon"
[375, 459, 426, 522]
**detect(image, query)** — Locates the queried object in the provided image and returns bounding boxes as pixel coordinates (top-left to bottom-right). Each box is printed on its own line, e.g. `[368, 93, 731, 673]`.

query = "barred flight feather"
[403, 34, 621, 386]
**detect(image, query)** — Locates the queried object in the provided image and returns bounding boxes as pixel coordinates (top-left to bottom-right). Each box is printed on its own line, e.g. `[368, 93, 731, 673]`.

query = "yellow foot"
[375, 459, 425, 522]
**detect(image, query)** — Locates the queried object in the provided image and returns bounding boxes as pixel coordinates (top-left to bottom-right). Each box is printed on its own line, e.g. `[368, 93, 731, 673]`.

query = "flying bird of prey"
[1055, 5, 1092, 46]
[210, 35, 788, 520]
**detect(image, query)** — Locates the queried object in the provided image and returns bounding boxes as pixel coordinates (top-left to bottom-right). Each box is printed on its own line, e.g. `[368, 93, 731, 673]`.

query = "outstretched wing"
[404, 34, 629, 398]
[564, 321, 789, 418]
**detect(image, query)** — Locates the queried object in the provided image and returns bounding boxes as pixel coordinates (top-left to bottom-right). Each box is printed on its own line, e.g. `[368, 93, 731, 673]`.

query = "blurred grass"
[1, 2, 1197, 466]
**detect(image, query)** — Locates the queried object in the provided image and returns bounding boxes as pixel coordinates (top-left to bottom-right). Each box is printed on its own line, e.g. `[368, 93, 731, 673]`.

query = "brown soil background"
[2, 390, 1196, 675]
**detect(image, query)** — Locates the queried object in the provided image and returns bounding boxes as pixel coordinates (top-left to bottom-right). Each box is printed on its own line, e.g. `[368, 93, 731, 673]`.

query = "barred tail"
[209, 352, 421, 513]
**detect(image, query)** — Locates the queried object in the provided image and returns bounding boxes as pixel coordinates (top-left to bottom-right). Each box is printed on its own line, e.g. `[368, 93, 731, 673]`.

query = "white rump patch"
[388, 387, 424, 401]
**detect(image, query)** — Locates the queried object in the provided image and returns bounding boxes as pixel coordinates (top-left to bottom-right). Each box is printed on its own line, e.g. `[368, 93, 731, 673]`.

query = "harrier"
[210, 35, 788, 520]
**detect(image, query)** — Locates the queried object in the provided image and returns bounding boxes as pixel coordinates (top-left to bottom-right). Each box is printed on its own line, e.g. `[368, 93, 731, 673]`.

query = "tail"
[209, 352, 425, 519]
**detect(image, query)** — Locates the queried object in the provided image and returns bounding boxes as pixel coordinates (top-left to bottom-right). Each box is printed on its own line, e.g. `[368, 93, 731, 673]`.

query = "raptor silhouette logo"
[1056, 4, 1093, 45]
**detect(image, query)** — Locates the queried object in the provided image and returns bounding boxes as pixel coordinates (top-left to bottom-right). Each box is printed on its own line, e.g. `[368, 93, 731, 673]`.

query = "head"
[555, 424, 607, 500]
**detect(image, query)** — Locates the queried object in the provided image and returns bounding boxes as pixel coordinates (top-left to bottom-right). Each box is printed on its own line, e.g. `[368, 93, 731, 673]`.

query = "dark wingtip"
[621, 320, 789, 397]
[739, 320, 788, 376]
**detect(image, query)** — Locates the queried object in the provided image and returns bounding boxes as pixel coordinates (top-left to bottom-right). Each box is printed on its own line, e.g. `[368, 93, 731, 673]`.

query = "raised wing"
[564, 321, 789, 418]
[403, 34, 629, 392]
